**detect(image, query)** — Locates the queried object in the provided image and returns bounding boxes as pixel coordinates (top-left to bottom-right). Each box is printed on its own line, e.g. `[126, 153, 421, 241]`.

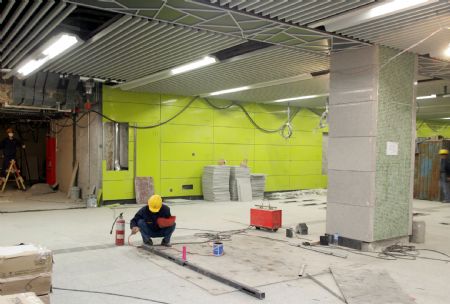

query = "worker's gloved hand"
[131, 227, 140, 235]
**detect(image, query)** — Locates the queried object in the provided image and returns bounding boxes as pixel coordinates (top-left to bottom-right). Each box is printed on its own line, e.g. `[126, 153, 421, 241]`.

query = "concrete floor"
[1, 194, 449, 303]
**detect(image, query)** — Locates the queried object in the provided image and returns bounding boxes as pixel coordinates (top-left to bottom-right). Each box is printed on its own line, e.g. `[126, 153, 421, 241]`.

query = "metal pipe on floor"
[140, 245, 265, 300]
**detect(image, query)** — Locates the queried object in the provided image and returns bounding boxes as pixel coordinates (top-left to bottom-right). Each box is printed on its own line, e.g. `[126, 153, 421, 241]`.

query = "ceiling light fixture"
[442, 117, 450, 120]
[171, 56, 217, 75]
[416, 94, 437, 100]
[12, 33, 81, 78]
[445, 43, 450, 57]
[273, 94, 329, 103]
[309, 0, 435, 31]
[208, 86, 250, 96]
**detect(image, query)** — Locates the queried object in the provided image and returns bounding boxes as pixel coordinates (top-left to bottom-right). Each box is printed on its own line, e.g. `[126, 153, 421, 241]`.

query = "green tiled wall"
[102, 87, 327, 200]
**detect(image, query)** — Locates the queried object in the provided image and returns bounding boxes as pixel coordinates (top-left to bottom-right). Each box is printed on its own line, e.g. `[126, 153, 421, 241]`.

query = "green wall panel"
[214, 127, 254, 144]
[162, 106, 214, 126]
[213, 109, 254, 128]
[161, 178, 202, 196]
[161, 161, 212, 178]
[289, 146, 322, 161]
[103, 180, 134, 200]
[103, 102, 160, 123]
[254, 145, 289, 161]
[104, 87, 160, 105]
[266, 175, 290, 191]
[102, 87, 327, 200]
[214, 144, 254, 161]
[289, 161, 322, 176]
[289, 131, 322, 146]
[161, 125, 213, 143]
[162, 143, 214, 161]
[254, 161, 291, 176]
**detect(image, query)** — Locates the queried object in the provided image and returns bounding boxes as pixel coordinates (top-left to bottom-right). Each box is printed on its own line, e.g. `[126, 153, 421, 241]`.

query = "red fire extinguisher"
[110, 213, 125, 246]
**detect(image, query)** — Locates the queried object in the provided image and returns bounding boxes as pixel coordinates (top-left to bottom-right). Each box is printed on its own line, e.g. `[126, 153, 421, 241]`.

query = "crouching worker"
[130, 194, 176, 247]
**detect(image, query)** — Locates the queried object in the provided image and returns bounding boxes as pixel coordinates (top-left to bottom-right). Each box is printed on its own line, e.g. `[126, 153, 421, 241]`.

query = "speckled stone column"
[326, 45, 417, 243]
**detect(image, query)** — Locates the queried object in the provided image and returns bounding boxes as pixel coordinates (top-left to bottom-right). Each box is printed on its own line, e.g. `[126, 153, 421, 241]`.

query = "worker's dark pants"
[440, 173, 450, 202]
[1, 157, 14, 177]
[137, 219, 176, 243]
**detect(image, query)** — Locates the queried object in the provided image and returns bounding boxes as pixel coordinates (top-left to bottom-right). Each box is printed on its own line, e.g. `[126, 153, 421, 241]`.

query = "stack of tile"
[250, 174, 266, 199]
[229, 166, 251, 201]
[202, 166, 231, 201]
[0, 245, 52, 303]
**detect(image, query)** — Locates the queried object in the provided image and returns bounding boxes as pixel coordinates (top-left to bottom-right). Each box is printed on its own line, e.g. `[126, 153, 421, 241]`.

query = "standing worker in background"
[0, 128, 25, 180]
[130, 194, 176, 247]
[439, 149, 450, 203]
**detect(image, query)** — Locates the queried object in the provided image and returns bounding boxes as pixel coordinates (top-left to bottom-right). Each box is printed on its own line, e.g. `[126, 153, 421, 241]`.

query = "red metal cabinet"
[250, 208, 282, 231]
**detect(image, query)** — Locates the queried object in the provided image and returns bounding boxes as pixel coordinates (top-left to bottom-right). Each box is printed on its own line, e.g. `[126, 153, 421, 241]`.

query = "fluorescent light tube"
[442, 117, 450, 120]
[416, 94, 437, 100]
[171, 56, 217, 75]
[13, 33, 81, 78]
[369, 0, 429, 18]
[42, 34, 79, 59]
[17, 58, 50, 76]
[209, 86, 250, 96]
[274, 95, 321, 103]
[445, 43, 450, 57]
[312, 0, 434, 32]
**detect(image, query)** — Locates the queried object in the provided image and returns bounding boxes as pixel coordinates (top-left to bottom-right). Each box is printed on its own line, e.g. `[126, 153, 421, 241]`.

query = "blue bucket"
[213, 242, 224, 257]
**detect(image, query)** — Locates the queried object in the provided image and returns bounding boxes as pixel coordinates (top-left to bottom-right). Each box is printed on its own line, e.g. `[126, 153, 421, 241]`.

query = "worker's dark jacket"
[130, 204, 171, 231]
[0, 137, 22, 159]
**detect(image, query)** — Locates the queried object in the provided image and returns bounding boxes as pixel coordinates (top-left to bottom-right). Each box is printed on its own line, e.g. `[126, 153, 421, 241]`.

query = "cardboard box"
[0, 292, 44, 304]
[0, 245, 52, 279]
[0, 273, 51, 296]
[38, 294, 50, 304]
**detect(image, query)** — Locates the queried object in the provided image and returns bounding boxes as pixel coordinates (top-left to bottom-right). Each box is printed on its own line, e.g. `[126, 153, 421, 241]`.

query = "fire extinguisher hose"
[110, 213, 123, 234]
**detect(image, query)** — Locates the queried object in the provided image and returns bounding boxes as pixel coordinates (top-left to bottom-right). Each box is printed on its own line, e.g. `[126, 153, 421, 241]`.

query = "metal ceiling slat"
[9, 3, 77, 68]
[1, 0, 54, 58]
[77, 25, 179, 77]
[277, 1, 333, 21]
[61, 19, 150, 73]
[91, 26, 194, 79]
[297, 1, 363, 25]
[72, 22, 164, 76]
[129, 37, 240, 80]
[254, 1, 288, 14]
[0, 0, 29, 40]
[0, 0, 42, 51]
[0, 0, 15, 24]
[4, 2, 71, 68]
[48, 16, 136, 71]
[117, 32, 223, 80]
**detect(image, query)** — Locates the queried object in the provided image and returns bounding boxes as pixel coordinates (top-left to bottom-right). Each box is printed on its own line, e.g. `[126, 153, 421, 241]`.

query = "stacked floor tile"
[202, 166, 231, 201]
[250, 174, 266, 199]
[229, 166, 251, 201]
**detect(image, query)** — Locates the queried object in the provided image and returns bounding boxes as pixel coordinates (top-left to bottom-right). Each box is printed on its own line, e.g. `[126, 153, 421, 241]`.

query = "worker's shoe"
[143, 238, 153, 246]
[161, 240, 172, 247]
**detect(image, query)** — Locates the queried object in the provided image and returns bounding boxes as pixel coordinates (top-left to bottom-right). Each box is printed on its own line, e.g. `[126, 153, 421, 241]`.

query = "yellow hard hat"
[439, 149, 449, 155]
[148, 194, 162, 213]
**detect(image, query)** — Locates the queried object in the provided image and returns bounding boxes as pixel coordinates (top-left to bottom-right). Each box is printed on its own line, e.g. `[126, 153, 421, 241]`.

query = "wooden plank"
[67, 161, 79, 198]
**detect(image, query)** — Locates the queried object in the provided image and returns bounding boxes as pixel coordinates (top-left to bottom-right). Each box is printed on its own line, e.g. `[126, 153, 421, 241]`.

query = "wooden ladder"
[1, 160, 26, 192]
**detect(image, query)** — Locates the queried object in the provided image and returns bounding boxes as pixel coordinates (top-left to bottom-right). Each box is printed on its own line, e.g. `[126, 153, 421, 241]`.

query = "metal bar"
[0, 0, 15, 24]
[306, 273, 346, 303]
[140, 244, 265, 300]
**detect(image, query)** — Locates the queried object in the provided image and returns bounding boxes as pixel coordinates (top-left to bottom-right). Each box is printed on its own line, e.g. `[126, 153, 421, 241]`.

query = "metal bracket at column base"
[140, 244, 266, 300]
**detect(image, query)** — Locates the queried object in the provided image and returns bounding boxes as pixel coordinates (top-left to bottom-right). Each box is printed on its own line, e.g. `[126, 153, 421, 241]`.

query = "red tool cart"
[250, 205, 282, 232]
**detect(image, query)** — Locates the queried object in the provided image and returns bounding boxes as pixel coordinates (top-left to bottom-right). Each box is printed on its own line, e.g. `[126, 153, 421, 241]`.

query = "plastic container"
[333, 233, 339, 245]
[86, 194, 97, 208]
[69, 187, 80, 200]
[213, 242, 224, 256]
[410, 221, 426, 243]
